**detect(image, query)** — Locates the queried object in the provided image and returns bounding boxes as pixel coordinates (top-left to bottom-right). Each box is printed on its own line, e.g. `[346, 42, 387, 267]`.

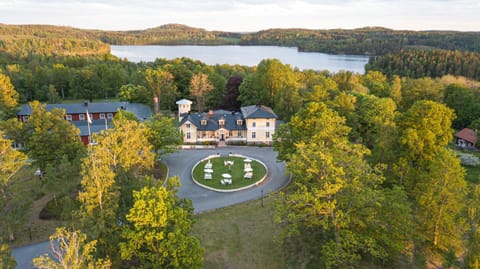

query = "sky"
[1, 0, 479, 32]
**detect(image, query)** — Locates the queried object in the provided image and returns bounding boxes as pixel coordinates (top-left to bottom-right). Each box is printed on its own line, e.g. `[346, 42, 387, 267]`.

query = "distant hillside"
[1, 23, 480, 57]
[0, 24, 110, 58]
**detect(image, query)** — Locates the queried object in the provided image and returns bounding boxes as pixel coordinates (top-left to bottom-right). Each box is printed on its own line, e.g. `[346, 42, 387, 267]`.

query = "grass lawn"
[192, 156, 267, 190]
[192, 194, 284, 269]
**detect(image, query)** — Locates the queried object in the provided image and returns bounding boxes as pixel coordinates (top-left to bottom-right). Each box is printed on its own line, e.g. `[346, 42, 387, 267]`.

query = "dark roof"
[455, 128, 478, 144]
[180, 111, 247, 131]
[17, 102, 151, 121]
[240, 105, 277, 119]
[72, 119, 113, 136]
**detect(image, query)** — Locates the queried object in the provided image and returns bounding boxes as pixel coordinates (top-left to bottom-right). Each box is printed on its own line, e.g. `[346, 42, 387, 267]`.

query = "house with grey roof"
[17, 101, 151, 145]
[177, 99, 278, 144]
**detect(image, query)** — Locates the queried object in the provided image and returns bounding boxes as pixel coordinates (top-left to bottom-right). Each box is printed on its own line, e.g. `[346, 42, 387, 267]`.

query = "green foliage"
[120, 177, 203, 268]
[367, 49, 480, 80]
[0, 131, 28, 242]
[22, 101, 85, 171]
[0, 243, 16, 269]
[274, 102, 412, 267]
[0, 73, 19, 120]
[414, 149, 467, 252]
[146, 114, 182, 158]
[444, 84, 480, 129]
[145, 68, 178, 113]
[189, 73, 213, 112]
[118, 84, 151, 105]
[397, 100, 455, 166]
[33, 227, 111, 269]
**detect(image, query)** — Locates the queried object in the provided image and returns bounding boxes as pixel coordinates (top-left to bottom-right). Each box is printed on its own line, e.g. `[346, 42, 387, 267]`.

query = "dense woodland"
[367, 49, 480, 80]
[2, 23, 480, 56]
[1, 23, 480, 268]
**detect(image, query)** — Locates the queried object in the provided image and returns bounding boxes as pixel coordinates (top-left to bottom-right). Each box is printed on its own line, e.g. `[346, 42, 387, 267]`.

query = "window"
[66, 115, 72, 121]
[107, 113, 113, 119]
[201, 119, 207, 125]
[79, 114, 85, 121]
[186, 132, 191, 139]
[266, 121, 270, 127]
[218, 119, 225, 126]
[266, 131, 270, 138]
[252, 122, 256, 127]
[186, 123, 191, 128]
[236, 119, 243, 125]
[252, 132, 256, 139]
[22, 116, 29, 121]
[100, 113, 105, 119]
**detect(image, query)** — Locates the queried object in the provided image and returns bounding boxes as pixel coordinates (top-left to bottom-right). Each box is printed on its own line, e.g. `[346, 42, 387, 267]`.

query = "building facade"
[17, 101, 151, 145]
[177, 99, 279, 144]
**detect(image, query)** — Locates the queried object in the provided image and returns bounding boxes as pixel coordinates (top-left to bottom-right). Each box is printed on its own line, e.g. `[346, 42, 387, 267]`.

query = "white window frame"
[79, 114, 85, 121]
[201, 119, 207, 125]
[266, 131, 270, 138]
[186, 132, 191, 139]
[237, 119, 243, 125]
[100, 113, 105, 119]
[22, 116, 29, 121]
[66, 115, 72, 121]
[107, 113, 113, 119]
[252, 122, 256, 127]
[252, 132, 256, 139]
[186, 123, 191, 128]
[266, 121, 270, 127]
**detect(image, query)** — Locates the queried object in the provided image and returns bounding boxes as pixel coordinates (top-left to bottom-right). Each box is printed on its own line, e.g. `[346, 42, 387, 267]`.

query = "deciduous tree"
[33, 227, 111, 269]
[120, 177, 203, 268]
[189, 73, 213, 112]
[0, 73, 19, 120]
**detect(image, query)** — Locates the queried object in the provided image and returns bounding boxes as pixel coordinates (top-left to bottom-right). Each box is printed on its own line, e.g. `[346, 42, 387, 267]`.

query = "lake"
[111, 45, 369, 74]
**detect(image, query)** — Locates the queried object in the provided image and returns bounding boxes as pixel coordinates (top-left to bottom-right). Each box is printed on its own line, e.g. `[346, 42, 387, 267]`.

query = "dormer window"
[236, 119, 243, 125]
[201, 119, 207, 125]
[66, 115, 72, 121]
[218, 119, 225, 126]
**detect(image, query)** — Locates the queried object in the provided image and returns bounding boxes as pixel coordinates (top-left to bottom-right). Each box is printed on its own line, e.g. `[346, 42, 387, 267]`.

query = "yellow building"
[177, 99, 279, 145]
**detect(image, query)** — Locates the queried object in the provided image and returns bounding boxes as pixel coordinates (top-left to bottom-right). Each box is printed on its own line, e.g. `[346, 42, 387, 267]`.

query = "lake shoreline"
[111, 45, 369, 73]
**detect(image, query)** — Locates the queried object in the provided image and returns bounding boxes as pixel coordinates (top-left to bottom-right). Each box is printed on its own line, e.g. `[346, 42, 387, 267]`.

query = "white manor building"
[176, 99, 279, 144]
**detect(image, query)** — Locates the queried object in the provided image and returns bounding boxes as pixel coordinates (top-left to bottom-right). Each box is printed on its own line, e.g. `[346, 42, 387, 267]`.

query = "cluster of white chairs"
[221, 178, 232, 184]
[244, 162, 253, 179]
[204, 160, 213, 180]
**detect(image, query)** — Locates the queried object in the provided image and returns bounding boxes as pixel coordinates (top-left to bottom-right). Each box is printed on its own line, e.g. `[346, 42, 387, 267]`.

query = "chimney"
[208, 110, 214, 118]
[84, 101, 88, 107]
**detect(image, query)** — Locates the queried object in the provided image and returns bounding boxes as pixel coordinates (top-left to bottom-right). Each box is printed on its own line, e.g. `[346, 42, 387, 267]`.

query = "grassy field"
[192, 194, 285, 269]
[192, 156, 267, 190]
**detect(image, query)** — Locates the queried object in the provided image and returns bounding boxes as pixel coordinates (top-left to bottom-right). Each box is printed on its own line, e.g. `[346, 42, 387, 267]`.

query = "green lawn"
[192, 156, 267, 190]
[192, 195, 284, 269]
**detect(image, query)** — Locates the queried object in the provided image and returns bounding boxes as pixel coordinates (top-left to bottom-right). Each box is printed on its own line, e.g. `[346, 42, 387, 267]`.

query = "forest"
[2, 24, 480, 268]
[2, 23, 480, 57]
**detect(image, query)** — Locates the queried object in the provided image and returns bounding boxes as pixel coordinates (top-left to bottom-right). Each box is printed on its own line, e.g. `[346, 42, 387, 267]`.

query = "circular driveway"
[164, 146, 290, 213]
[13, 146, 289, 268]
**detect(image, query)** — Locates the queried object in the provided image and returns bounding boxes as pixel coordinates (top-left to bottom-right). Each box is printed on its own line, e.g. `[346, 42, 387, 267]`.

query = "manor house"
[176, 99, 279, 144]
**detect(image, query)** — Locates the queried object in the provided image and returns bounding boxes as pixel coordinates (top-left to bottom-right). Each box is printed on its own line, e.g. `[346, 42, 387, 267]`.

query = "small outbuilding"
[454, 128, 478, 149]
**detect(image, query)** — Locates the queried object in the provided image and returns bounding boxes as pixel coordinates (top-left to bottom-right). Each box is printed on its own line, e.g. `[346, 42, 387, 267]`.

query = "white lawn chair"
[244, 172, 253, 179]
[204, 173, 212, 180]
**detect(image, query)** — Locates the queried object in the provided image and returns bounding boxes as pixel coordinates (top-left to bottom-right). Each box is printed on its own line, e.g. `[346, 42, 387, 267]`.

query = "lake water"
[111, 45, 369, 74]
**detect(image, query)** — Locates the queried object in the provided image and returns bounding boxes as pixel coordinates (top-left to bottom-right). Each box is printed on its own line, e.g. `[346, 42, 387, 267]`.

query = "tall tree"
[145, 68, 178, 113]
[23, 101, 85, 171]
[414, 149, 467, 252]
[0, 73, 19, 120]
[219, 75, 243, 111]
[189, 73, 213, 112]
[33, 227, 111, 269]
[274, 103, 412, 267]
[0, 131, 27, 242]
[120, 177, 203, 268]
[146, 114, 182, 159]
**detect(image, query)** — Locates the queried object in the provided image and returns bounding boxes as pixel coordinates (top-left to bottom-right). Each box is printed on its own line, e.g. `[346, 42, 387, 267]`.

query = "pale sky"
[0, 0, 479, 32]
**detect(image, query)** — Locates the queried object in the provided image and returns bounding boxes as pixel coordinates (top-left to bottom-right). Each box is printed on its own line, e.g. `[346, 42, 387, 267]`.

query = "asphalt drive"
[13, 146, 290, 268]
